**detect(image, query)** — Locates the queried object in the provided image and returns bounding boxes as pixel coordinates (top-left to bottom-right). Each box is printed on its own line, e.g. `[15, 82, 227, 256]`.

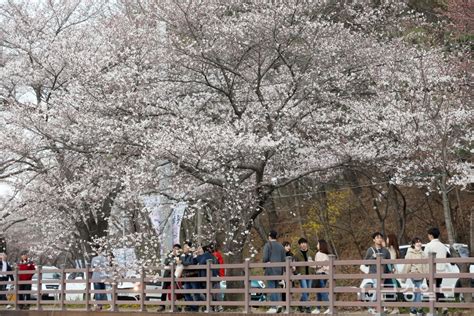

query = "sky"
[0, 183, 13, 197]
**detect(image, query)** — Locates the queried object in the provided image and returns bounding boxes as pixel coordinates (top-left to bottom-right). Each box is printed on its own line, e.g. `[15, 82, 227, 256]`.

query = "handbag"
[174, 263, 184, 278]
[360, 247, 375, 274]
[359, 264, 369, 274]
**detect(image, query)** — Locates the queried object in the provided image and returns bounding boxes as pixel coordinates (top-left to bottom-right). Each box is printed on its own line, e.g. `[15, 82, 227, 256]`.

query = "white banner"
[143, 194, 186, 254]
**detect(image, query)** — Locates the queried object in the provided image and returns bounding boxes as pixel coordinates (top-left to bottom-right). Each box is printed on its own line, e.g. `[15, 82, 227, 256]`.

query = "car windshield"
[455, 245, 469, 258]
[399, 243, 468, 259]
[32, 272, 61, 280]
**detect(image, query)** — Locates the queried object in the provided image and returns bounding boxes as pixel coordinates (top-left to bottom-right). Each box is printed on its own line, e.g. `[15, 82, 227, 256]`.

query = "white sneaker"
[267, 307, 278, 314]
[323, 309, 331, 314]
[390, 307, 400, 314]
[368, 308, 377, 314]
[311, 308, 320, 314]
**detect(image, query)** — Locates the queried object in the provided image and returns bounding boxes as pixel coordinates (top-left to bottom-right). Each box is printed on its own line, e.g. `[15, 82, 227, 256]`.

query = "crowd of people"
[363, 228, 450, 316]
[0, 227, 454, 315]
[157, 241, 225, 312]
[262, 227, 451, 316]
[0, 252, 35, 310]
[263, 230, 331, 314]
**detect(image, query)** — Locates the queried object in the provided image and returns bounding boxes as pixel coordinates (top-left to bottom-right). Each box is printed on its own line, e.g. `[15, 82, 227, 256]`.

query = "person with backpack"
[364, 232, 391, 315]
[263, 230, 286, 314]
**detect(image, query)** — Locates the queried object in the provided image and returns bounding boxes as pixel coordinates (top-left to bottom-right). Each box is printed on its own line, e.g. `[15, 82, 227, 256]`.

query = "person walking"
[312, 240, 330, 315]
[91, 249, 108, 311]
[424, 227, 448, 315]
[17, 253, 35, 310]
[263, 230, 286, 314]
[293, 237, 315, 313]
[0, 253, 13, 306]
[364, 232, 391, 314]
[401, 237, 428, 316]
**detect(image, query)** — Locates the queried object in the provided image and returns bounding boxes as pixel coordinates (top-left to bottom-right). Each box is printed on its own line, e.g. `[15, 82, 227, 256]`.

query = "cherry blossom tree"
[1, 0, 470, 269]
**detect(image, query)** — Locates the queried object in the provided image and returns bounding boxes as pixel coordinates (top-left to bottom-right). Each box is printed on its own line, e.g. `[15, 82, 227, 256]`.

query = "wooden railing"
[0, 253, 473, 314]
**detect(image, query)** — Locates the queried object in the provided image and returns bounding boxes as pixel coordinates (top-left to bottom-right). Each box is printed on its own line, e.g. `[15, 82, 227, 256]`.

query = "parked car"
[31, 266, 61, 300]
[358, 243, 470, 302]
[64, 273, 163, 302]
[220, 279, 266, 301]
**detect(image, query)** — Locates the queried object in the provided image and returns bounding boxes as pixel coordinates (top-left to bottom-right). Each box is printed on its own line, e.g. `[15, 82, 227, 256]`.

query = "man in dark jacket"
[0, 253, 13, 302]
[293, 238, 315, 312]
[364, 232, 391, 314]
[196, 244, 219, 309]
[181, 241, 200, 311]
[263, 230, 286, 313]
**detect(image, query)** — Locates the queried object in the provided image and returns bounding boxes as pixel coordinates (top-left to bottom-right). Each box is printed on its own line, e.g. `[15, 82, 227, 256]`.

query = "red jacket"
[17, 260, 36, 281]
[212, 251, 225, 277]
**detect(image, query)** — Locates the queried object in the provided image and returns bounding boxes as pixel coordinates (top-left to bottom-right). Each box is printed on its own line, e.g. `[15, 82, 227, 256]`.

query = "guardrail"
[0, 253, 473, 314]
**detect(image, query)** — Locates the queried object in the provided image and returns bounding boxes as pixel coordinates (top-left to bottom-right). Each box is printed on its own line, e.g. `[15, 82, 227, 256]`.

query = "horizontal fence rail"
[0, 253, 473, 314]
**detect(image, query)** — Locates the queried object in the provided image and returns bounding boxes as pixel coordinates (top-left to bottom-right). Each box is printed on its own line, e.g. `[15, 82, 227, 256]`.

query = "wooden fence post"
[328, 255, 336, 314]
[206, 259, 212, 312]
[85, 266, 90, 311]
[284, 256, 291, 314]
[36, 265, 42, 311]
[14, 267, 18, 311]
[60, 266, 65, 310]
[244, 258, 250, 313]
[170, 262, 175, 312]
[375, 253, 383, 314]
[139, 267, 146, 312]
[428, 252, 436, 316]
[111, 282, 117, 312]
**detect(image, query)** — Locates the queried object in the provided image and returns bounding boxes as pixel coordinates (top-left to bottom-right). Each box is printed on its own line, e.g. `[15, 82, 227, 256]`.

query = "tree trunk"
[223, 241, 245, 305]
[439, 174, 456, 245]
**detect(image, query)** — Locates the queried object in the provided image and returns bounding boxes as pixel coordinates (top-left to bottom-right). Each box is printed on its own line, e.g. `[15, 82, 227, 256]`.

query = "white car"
[31, 266, 62, 300]
[358, 243, 470, 302]
[64, 273, 162, 302]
